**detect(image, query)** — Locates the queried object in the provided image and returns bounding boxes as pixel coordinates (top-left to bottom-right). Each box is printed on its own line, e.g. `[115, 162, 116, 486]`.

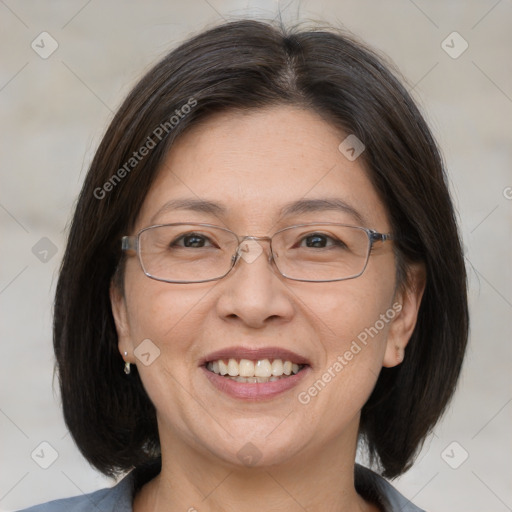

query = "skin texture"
[111, 106, 425, 512]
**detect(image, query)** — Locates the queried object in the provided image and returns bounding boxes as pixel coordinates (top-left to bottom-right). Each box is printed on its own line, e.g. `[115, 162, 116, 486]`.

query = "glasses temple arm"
[369, 231, 394, 243]
[121, 236, 138, 252]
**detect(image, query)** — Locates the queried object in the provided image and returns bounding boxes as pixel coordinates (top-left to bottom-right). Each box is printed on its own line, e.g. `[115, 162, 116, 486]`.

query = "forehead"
[135, 106, 389, 232]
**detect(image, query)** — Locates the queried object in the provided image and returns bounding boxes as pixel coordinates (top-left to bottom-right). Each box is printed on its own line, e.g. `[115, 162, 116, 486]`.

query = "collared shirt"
[18, 463, 426, 512]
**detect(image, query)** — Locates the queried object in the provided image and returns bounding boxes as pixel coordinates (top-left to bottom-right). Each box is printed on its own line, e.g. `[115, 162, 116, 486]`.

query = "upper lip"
[200, 346, 311, 366]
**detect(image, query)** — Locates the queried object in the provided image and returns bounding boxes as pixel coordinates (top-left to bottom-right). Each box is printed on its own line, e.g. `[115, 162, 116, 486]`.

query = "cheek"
[295, 266, 396, 414]
[312, 285, 392, 373]
[302, 266, 396, 355]
[122, 268, 213, 379]
[121, 274, 211, 431]
[124, 262, 198, 337]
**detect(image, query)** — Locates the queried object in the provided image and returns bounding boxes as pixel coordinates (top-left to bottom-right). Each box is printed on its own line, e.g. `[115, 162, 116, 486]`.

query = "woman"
[21, 18, 468, 512]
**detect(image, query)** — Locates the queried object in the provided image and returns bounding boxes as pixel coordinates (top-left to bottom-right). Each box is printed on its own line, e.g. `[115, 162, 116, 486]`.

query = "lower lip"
[201, 366, 310, 400]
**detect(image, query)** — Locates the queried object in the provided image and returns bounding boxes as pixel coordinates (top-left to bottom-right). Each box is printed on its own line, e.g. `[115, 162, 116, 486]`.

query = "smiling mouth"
[206, 358, 306, 383]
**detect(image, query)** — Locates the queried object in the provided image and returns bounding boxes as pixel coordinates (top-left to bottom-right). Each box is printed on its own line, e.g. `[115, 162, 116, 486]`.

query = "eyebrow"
[150, 197, 367, 225]
[150, 198, 226, 224]
[279, 198, 366, 225]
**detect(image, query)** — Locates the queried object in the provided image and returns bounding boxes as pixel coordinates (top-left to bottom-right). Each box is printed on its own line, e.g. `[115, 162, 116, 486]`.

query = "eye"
[299, 233, 347, 249]
[172, 233, 216, 248]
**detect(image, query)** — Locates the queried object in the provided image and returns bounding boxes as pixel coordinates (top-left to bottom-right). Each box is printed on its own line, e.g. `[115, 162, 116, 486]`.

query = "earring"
[123, 351, 131, 375]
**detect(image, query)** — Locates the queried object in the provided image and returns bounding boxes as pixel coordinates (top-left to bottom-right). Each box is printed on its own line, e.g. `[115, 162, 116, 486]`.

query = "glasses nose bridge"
[234, 234, 275, 264]
[239, 234, 272, 243]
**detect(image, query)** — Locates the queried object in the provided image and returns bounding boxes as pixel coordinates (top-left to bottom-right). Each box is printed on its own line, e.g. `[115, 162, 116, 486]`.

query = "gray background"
[1, 1, 511, 510]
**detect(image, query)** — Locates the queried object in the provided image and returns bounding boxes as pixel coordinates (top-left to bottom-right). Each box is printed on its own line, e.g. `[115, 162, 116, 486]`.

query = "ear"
[383, 262, 426, 368]
[109, 280, 134, 363]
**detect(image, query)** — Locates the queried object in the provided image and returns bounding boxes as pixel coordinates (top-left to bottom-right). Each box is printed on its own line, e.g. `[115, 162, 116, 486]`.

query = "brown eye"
[299, 233, 347, 249]
[172, 233, 214, 248]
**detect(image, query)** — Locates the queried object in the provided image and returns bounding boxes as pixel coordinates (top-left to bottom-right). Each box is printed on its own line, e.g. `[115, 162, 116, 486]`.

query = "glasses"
[121, 222, 393, 284]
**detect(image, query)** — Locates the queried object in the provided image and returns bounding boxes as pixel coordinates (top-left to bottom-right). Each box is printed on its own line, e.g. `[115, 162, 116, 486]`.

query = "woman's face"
[112, 106, 423, 469]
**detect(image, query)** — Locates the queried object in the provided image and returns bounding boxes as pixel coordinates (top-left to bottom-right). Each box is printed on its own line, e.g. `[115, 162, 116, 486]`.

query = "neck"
[133, 419, 375, 512]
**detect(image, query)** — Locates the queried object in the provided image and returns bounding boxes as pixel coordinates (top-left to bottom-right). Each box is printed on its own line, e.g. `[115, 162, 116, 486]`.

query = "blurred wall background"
[1, 1, 511, 510]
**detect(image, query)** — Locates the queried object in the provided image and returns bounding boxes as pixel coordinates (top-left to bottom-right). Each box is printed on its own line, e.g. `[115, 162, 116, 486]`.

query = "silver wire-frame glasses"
[121, 222, 393, 284]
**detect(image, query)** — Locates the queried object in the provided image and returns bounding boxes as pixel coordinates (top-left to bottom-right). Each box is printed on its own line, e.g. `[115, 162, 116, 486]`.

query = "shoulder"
[355, 464, 427, 512]
[16, 473, 134, 512]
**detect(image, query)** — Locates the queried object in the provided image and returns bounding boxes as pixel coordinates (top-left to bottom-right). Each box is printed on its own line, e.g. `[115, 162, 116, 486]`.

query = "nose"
[215, 237, 295, 328]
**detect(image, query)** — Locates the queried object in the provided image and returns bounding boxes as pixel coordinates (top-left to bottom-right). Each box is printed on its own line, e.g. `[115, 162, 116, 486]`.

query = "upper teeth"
[207, 358, 301, 377]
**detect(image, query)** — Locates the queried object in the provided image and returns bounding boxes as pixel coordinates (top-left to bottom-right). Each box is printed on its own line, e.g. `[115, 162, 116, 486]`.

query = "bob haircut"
[54, 19, 468, 479]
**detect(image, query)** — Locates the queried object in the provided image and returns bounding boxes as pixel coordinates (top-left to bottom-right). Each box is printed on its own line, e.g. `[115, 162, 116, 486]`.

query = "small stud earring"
[123, 351, 131, 375]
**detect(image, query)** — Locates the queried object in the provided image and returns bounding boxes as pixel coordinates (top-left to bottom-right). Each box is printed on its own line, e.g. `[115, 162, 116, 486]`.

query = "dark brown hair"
[54, 18, 468, 479]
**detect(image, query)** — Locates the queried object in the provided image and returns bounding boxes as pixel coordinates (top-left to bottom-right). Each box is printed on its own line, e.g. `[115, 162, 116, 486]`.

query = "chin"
[196, 421, 309, 469]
